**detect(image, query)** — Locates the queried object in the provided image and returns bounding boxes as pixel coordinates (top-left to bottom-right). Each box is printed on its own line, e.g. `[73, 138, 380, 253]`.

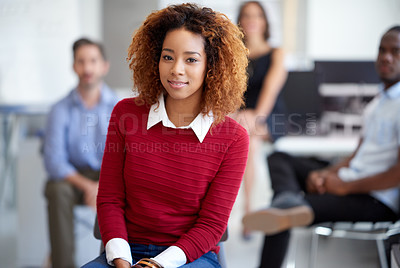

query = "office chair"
[391, 244, 400, 268]
[285, 221, 400, 267]
[309, 220, 400, 268]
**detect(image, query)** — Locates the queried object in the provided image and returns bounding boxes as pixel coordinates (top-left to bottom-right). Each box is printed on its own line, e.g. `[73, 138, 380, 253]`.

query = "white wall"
[158, 0, 284, 47]
[0, 0, 102, 105]
[306, 0, 400, 61]
[1, 0, 400, 104]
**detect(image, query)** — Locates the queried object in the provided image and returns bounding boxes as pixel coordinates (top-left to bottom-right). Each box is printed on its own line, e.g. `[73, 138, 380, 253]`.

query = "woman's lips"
[168, 80, 188, 89]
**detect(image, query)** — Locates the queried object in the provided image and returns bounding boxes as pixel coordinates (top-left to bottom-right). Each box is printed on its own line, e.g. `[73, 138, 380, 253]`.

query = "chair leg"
[217, 242, 227, 268]
[285, 230, 298, 268]
[309, 229, 319, 268]
[377, 239, 388, 268]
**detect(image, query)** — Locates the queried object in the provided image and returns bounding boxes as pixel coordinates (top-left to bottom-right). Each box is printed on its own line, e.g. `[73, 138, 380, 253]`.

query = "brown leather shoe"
[242, 205, 314, 235]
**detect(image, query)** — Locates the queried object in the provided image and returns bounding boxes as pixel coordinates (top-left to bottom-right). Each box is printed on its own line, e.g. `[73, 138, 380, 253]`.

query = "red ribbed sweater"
[97, 98, 249, 262]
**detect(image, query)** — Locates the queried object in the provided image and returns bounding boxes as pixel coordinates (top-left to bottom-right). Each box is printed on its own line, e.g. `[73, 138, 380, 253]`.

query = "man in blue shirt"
[243, 25, 400, 268]
[43, 38, 118, 268]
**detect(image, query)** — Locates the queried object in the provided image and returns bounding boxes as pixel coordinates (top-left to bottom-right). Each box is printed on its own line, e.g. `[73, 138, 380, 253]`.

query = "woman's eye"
[163, 55, 173, 61]
[187, 58, 198, 63]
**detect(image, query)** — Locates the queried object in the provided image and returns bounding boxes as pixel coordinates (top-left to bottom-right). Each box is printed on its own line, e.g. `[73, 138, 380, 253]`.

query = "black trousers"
[260, 152, 398, 268]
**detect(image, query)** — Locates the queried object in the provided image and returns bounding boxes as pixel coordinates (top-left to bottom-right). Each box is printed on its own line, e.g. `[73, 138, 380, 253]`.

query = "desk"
[0, 104, 49, 206]
[273, 135, 359, 158]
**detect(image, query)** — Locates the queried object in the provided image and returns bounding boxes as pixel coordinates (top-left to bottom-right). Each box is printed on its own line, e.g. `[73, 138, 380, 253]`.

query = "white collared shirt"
[105, 94, 215, 267]
[147, 94, 214, 143]
[338, 81, 400, 213]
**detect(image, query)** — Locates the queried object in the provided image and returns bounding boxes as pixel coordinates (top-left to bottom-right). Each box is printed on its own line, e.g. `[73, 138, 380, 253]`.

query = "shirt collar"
[379, 81, 400, 99]
[147, 94, 214, 143]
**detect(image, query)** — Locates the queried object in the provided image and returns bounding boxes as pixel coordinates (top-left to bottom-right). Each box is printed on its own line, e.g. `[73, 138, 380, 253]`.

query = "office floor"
[0, 138, 381, 268]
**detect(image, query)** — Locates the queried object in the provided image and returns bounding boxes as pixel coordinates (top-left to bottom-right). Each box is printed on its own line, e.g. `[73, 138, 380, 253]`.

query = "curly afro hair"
[127, 3, 249, 125]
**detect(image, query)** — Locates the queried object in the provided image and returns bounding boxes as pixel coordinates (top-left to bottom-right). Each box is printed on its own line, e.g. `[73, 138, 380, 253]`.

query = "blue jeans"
[82, 243, 221, 268]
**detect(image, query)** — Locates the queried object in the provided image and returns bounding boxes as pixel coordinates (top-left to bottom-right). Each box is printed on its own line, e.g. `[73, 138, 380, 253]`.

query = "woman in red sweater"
[83, 3, 249, 268]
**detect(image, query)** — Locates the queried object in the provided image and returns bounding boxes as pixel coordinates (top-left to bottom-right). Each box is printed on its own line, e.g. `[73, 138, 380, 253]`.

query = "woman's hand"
[231, 109, 268, 137]
[113, 258, 131, 268]
[132, 258, 163, 268]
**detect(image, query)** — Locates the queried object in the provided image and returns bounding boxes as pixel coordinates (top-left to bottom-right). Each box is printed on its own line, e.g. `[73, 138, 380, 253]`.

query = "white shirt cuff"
[105, 238, 132, 266]
[152, 246, 187, 268]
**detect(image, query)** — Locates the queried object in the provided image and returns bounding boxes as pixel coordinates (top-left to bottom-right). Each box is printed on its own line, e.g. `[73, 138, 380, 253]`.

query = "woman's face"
[239, 3, 266, 38]
[159, 28, 207, 106]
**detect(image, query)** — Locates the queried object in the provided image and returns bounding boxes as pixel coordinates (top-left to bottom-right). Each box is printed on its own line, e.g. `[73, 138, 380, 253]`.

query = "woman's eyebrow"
[162, 48, 174, 53]
[162, 48, 202, 57]
[184, 51, 202, 57]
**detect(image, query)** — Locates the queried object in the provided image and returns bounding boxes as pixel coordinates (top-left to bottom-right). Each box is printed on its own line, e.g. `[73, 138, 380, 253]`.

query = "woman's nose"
[171, 60, 184, 75]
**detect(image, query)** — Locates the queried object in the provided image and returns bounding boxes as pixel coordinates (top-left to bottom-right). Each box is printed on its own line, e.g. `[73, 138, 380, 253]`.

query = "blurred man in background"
[43, 38, 118, 268]
[243, 25, 400, 268]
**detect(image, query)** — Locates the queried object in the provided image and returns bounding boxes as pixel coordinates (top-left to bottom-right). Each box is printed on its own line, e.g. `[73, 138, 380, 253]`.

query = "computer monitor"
[314, 61, 380, 84]
[280, 71, 323, 135]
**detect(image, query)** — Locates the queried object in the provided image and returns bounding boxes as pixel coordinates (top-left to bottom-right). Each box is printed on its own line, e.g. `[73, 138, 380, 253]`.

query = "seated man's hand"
[306, 170, 329, 194]
[83, 179, 99, 210]
[65, 172, 99, 210]
[323, 173, 349, 196]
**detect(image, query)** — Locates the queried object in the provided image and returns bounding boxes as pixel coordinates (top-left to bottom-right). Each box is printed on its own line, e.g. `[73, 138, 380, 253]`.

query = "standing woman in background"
[235, 1, 288, 239]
